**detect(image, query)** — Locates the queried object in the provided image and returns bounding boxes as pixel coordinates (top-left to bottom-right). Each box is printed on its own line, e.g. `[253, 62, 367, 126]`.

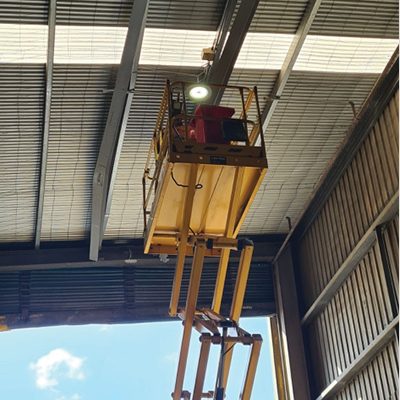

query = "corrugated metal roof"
[0, 0, 398, 247]
[310, 0, 399, 38]
[56, 0, 225, 30]
[249, 0, 309, 33]
[41, 65, 116, 241]
[0, 65, 45, 242]
[0, 1, 48, 24]
[241, 71, 380, 233]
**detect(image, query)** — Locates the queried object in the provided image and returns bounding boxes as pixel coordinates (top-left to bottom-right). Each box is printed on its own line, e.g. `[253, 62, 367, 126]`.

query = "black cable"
[222, 343, 236, 358]
[171, 170, 203, 189]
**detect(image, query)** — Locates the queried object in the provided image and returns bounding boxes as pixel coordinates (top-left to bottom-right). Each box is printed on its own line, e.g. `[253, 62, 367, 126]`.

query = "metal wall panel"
[299, 91, 399, 308]
[310, 0, 399, 38]
[0, 65, 45, 242]
[40, 65, 116, 241]
[305, 241, 395, 393]
[334, 339, 398, 400]
[383, 215, 399, 305]
[298, 90, 399, 397]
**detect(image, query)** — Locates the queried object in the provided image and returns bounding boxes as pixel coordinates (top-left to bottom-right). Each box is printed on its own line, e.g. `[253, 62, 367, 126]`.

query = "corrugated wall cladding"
[310, 0, 399, 38]
[56, 0, 225, 30]
[0, 65, 45, 242]
[40, 65, 117, 241]
[384, 215, 399, 305]
[0, 1, 48, 24]
[0, 262, 274, 327]
[335, 339, 398, 400]
[305, 241, 395, 393]
[242, 72, 379, 234]
[298, 91, 399, 397]
[299, 90, 399, 308]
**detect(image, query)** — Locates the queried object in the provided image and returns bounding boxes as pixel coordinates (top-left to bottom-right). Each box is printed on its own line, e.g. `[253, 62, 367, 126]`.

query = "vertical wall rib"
[297, 90, 399, 398]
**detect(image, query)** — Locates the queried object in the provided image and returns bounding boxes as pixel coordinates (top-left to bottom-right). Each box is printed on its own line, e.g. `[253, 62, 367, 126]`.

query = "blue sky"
[1, 317, 274, 399]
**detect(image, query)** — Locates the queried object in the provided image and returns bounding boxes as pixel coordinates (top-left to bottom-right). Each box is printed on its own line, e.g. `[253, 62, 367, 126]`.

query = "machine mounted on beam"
[143, 81, 268, 399]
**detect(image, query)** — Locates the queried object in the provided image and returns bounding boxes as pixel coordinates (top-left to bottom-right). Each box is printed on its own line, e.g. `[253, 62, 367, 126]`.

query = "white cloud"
[30, 348, 85, 390]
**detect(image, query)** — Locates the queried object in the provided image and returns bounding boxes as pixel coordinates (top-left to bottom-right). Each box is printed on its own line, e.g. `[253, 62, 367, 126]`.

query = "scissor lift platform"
[142, 81, 268, 400]
[143, 82, 267, 257]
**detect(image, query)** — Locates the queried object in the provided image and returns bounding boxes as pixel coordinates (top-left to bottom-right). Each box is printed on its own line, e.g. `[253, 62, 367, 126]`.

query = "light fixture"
[188, 84, 210, 102]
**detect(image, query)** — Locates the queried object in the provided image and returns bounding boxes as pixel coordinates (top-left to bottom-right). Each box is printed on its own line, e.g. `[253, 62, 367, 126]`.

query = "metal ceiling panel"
[40, 65, 117, 241]
[248, 0, 309, 33]
[56, 0, 225, 30]
[0, 1, 48, 24]
[310, 0, 399, 38]
[0, 65, 45, 242]
[221, 68, 278, 122]
[240, 71, 380, 234]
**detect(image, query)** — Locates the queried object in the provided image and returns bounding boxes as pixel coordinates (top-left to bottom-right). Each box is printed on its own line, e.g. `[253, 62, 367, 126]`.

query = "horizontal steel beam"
[301, 192, 399, 326]
[1, 303, 275, 331]
[207, 0, 260, 103]
[0, 235, 285, 272]
[316, 316, 399, 400]
[212, 0, 238, 64]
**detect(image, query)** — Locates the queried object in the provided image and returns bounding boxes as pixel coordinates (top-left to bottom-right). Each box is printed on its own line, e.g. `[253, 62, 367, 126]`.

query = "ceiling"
[0, 0, 398, 245]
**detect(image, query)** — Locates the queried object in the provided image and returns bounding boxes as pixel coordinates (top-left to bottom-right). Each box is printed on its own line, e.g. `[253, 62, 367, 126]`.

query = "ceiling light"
[188, 85, 210, 101]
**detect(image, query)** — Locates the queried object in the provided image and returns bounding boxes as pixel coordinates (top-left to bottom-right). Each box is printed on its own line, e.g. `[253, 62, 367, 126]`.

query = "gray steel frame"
[0, 234, 284, 272]
[207, 0, 260, 103]
[260, 0, 322, 128]
[35, 0, 56, 248]
[274, 245, 311, 400]
[89, 0, 149, 261]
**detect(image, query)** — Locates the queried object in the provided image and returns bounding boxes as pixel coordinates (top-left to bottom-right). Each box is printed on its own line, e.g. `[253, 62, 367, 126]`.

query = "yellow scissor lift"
[143, 81, 268, 399]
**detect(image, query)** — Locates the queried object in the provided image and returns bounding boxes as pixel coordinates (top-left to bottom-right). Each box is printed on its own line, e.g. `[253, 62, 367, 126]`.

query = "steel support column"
[89, 0, 149, 261]
[274, 244, 311, 400]
[35, 0, 57, 248]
